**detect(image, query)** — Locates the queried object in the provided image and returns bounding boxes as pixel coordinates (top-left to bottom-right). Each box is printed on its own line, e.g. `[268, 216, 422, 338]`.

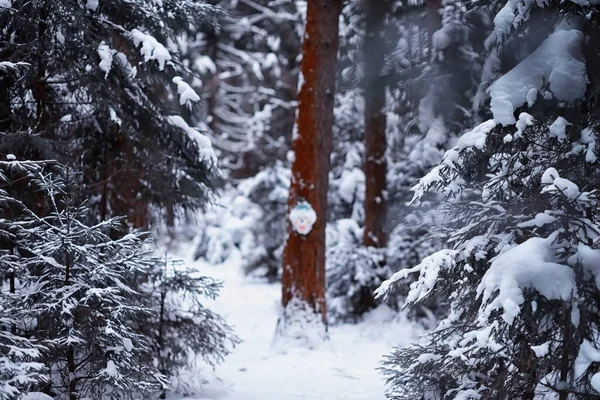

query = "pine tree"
[0, 164, 168, 399]
[376, 1, 600, 398]
[381, 0, 490, 318]
[0, 160, 46, 400]
[134, 256, 240, 398]
[0, 0, 220, 228]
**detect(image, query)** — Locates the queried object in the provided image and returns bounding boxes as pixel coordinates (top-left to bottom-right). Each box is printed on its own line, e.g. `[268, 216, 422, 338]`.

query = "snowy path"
[175, 250, 422, 400]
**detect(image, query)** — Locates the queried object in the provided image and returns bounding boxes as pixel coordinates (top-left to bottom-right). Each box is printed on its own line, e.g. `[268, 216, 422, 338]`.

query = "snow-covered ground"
[171, 247, 423, 400]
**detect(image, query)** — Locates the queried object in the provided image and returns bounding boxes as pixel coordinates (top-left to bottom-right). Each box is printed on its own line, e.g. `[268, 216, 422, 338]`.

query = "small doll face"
[289, 202, 317, 236]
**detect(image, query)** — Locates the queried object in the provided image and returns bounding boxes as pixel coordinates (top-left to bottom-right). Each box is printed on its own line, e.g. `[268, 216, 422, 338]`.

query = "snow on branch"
[130, 29, 171, 71]
[166, 115, 216, 165]
[491, 29, 586, 125]
[172, 77, 200, 108]
[374, 249, 457, 304]
[411, 119, 497, 201]
[477, 233, 575, 325]
[98, 42, 116, 79]
[0, 61, 30, 75]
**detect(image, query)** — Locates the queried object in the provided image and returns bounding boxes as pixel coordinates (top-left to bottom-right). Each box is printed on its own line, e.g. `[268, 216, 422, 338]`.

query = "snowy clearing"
[170, 248, 422, 400]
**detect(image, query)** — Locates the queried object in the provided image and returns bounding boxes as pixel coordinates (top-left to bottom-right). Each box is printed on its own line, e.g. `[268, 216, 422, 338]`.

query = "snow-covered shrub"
[237, 163, 290, 278]
[329, 139, 365, 224]
[381, 0, 491, 317]
[193, 163, 290, 280]
[326, 219, 390, 324]
[376, 6, 600, 396]
[134, 257, 240, 398]
[21, 197, 170, 399]
[0, 0, 220, 227]
[0, 160, 169, 398]
[0, 160, 238, 399]
[0, 160, 46, 400]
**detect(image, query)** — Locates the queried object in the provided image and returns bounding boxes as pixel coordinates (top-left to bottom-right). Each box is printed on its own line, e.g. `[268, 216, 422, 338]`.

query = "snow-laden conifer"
[0, 160, 47, 400]
[133, 256, 240, 397]
[0, 0, 220, 226]
[376, 1, 600, 398]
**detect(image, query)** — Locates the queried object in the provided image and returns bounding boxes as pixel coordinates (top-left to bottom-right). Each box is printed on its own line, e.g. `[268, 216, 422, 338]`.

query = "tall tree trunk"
[34, 0, 48, 133]
[279, 0, 341, 335]
[426, 0, 442, 49]
[0, 76, 12, 133]
[157, 255, 168, 399]
[64, 207, 77, 400]
[363, 0, 390, 249]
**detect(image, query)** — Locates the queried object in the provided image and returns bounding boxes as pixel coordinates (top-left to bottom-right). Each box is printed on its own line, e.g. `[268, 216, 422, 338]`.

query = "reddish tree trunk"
[281, 0, 342, 325]
[363, 1, 390, 249]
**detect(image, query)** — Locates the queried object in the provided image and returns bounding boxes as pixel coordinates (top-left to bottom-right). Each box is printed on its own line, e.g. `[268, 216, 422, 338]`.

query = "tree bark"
[426, 0, 442, 48]
[363, 1, 390, 249]
[280, 0, 341, 326]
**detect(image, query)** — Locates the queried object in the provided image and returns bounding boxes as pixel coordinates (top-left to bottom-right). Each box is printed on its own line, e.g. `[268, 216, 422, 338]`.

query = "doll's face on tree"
[289, 202, 317, 235]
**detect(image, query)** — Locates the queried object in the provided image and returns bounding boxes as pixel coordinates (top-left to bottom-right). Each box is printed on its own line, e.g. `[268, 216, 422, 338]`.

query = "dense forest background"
[2, 0, 600, 399]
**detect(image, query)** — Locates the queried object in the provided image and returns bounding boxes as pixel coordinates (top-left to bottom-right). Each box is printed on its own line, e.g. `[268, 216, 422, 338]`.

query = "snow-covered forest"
[1, 0, 600, 399]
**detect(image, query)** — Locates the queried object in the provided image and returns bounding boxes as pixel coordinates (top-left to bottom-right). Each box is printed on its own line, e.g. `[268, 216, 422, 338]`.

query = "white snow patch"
[541, 167, 560, 185]
[568, 244, 600, 289]
[515, 112, 534, 139]
[21, 393, 53, 400]
[455, 120, 495, 151]
[167, 115, 216, 165]
[101, 360, 119, 377]
[194, 55, 217, 74]
[109, 107, 121, 126]
[416, 353, 443, 363]
[531, 342, 549, 357]
[541, 168, 580, 200]
[432, 30, 451, 50]
[123, 338, 133, 352]
[130, 29, 171, 71]
[375, 249, 456, 303]
[493, 0, 551, 40]
[549, 116, 571, 142]
[172, 77, 200, 108]
[98, 42, 116, 78]
[86, 0, 98, 11]
[581, 127, 597, 163]
[273, 297, 327, 351]
[478, 234, 575, 325]
[409, 117, 446, 167]
[517, 212, 557, 228]
[574, 332, 600, 381]
[526, 88, 538, 107]
[56, 31, 65, 44]
[490, 30, 587, 125]
[591, 372, 600, 393]
[338, 168, 365, 204]
[297, 71, 304, 93]
[167, 247, 421, 400]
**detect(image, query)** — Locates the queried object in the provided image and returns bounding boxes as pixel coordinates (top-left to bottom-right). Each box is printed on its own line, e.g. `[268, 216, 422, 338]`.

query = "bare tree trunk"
[64, 209, 77, 400]
[279, 0, 341, 337]
[426, 0, 442, 48]
[34, 0, 48, 133]
[558, 302, 572, 400]
[363, 1, 390, 249]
